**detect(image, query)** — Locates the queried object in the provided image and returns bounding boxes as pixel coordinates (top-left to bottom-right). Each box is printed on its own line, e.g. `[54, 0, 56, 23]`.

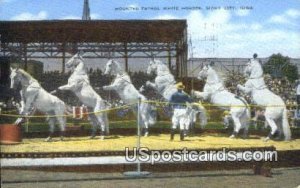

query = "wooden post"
[62, 43, 66, 74]
[124, 42, 128, 72]
[23, 43, 28, 71]
[176, 49, 179, 79]
[168, 45, 172, 70]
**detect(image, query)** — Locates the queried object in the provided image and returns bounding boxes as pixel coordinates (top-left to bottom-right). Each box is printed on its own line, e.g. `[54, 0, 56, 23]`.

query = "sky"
[0, 0, 300, 60]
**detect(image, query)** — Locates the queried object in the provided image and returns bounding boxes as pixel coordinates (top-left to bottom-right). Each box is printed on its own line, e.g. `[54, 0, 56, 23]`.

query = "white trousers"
[172, 108, 190, 130]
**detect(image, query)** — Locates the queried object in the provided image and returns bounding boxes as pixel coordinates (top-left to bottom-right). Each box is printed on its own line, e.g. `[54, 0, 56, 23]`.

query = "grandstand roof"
[0, 20, 187, 43]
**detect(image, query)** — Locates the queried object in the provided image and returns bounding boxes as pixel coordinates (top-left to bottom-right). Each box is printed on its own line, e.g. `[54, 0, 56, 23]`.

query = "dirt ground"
[2, 134, 300, 153]
[1, 167, 300, 188]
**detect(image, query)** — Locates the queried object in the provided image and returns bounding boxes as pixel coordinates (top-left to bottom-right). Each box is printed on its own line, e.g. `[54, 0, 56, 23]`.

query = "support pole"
[123, 98, 150, 177]
[124, 42, 128, 72]
[168, 45, 172, 71]
[137, 97, 141, 172]
[62, 43, 66, 74]
[176, 47, 179, 79]
[23, 43, 28, 71]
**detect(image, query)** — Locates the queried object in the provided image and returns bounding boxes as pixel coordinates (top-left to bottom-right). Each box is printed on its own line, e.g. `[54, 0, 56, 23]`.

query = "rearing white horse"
[58, 53, 109, 139]
[103, 59, 156, 136]
[192, 64, 250, 138]
[237, 58, 291, 141]
[145, 59, 207, 128]
[10, 68, 66, 141]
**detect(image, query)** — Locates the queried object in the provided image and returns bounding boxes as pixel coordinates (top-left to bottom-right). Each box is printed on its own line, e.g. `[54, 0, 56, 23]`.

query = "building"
[188, 57, 300, 77]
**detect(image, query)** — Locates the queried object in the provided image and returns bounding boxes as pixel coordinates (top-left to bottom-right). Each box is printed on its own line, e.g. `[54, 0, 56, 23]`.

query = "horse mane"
[155, 60, 170, 73]
[249, 59, 264, 78]
[112, 60, 124, 74]
[208, 66, 224, 83]
[18, 69, 38, 82]
[78, 58, 88, 73]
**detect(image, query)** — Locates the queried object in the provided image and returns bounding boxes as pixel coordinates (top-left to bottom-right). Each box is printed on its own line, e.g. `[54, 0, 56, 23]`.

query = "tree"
[263, 53, 298, 82]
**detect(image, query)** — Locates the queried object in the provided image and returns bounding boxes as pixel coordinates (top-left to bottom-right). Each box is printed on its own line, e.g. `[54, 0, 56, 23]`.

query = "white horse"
[145, 59, 207, 128]
[10, 68, 66, 141]
[237, 59, 291, 141]
[192, 64, 250, 138]
[58, 53, 109, 139]
[103, 59, 156, 136]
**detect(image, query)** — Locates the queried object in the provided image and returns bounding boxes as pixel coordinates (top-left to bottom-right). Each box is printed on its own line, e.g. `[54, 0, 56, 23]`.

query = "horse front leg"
[103, 84, 117, 91]
[58, 83, 76, 91]
[237, 84, 252, 95]
[145, 81, 156, 89]
[14, 91, 27, 125]
[21, 93, 37, 116]
[19, 91, 25, 114]
[192, 90, 210, 101]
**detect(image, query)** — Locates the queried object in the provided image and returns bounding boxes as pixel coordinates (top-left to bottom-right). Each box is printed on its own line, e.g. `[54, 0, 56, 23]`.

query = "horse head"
[244, 59, 252, 77]
[244, 58, 263, 78]
[10, 68, 36, 89]
[10, 67, 20, 89]
[104, 59, 121, 75]
[66, 53, 84, 68]
[147, 59, 158, 75]
[147, 59, 169, 76]
[197, 65, 209, 80]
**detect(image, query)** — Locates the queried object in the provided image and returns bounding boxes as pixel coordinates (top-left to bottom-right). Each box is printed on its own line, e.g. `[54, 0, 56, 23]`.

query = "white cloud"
[61, 13, 99, 20]
[152, 14, 178, 20]
[286, 9, 300, 19]
[128, 4, 139, 9]
[250, 23, 262, 30]
[269, 15, 291, 24]
[152, 9, 300, 58]
[61, 15, 80, 20]
[91, 13, 100, 19]
[235, 9, 250, 17]
[11, 11, 47, 20]
[269, 9, 300, 25]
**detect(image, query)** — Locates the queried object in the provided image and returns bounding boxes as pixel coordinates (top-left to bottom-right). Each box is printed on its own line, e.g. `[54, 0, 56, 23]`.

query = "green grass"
[13, 119, 300, 134]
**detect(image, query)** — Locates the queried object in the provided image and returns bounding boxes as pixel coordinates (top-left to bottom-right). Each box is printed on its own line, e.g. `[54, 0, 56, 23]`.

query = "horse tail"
[147, 104, 157, 125]
[282, 108, 291, 141]
[235, 96, 249, 115]
[241, 107, 251, 129]
[235, 95, 248, 108]
[197, 105, 207, 129]
[235, 95, 250, 128]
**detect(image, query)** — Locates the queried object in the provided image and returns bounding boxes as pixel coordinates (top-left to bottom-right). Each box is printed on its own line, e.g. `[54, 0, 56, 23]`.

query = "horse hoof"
[264, 137, 270, 142]
[229, 135, 235, 139]
[144, 132, 149, 137]
[45, 137, 52, 142]
[60, 137, 64, 141]
[100, 136, 105, 140]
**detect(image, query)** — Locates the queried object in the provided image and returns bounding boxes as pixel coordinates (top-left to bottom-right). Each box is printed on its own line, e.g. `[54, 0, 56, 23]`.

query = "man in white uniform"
[169, 82, 193, 141]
